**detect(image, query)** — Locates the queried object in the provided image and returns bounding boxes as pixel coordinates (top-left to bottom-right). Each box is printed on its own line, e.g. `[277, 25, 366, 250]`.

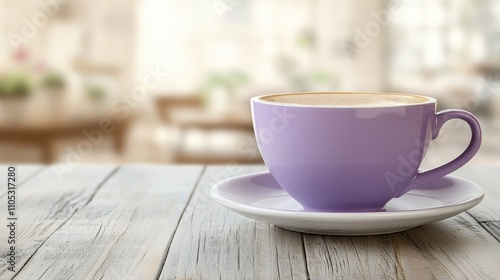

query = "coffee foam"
[261, 93, 428, 107]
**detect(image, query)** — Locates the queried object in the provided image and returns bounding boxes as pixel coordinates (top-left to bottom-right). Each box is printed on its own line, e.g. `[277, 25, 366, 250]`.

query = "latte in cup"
[252, 92, 482, 212]
[260, 92, 428, 107]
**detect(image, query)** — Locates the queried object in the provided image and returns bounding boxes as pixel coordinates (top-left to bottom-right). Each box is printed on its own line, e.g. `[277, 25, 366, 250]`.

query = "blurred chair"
[154, 94, 261, 164]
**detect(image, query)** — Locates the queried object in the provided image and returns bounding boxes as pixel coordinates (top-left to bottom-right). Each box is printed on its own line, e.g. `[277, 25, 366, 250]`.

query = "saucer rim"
[210, 171, 484, 220]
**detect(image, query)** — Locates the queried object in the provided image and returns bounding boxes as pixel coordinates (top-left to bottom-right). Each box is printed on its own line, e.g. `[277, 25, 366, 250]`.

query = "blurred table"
[2, 164, 500, 279]
[155, 94, 253, 130]
[170, 107, 253, 131]
[171, 108, 254, 163]
[0, 98, 129, 163]
[155, 94, 202, 123]
[155, 94, 255, 163]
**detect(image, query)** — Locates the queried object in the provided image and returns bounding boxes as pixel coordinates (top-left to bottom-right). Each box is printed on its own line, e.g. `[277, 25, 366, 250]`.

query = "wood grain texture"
[0, 165, 117, 279]
[303, 234, 404, 280]
[454, 166, 500, 222]
[13, 165, 204, 280]
[396, 213, 500, 279]
[482, 221, 500, 242]
[0, 165, 43, 197]
[160, 165, 310, 280]
[1, 164, 499, 280]
[304, 213, 500, 280]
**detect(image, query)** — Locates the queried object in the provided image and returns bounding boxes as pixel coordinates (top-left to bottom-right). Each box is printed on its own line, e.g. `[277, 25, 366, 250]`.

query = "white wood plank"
[0, 165, 117, 279]
[397, 213, 500, 279]
[0, 165, 44, 197]
[13, 165, 204, 280]
[160, 165, 309, 280]
[2, 164, 498, 280]
[304, 213, 500, 280]
[483, 221, 500, 242]
[304, 234, 404, 280]
[453, 166, 500, 222]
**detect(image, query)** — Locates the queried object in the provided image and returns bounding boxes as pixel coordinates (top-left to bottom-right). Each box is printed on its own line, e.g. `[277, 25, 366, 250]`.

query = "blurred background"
[0, 0, 498, 167]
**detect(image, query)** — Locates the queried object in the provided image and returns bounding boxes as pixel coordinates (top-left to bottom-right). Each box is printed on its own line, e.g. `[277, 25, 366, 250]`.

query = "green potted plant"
[40, 71, 67, 118]
[201, 70, 249, 111]
[0, 73, 33, 98]
[85, 84, 107, 101]
[0, 73, 33, 122]
[85, 84, 108, 114]
[41, 71, 66, 94]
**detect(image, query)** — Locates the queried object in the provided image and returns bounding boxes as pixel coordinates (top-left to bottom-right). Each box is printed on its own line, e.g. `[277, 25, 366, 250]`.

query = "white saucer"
[210, 172, 484, 235]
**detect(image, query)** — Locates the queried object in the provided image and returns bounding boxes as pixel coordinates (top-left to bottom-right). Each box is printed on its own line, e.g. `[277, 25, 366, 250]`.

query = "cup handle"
[395, 109, 482, 197]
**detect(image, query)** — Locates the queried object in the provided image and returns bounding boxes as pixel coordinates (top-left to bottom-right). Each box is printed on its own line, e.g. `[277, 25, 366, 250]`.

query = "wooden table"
[154, 95, 256, 163]
[169, 108, 253, 131]
[154, 94, 253, 130]
[1, 165, 500, 279]
[0, 99, 130, 163]
[0, 119, 129, 163]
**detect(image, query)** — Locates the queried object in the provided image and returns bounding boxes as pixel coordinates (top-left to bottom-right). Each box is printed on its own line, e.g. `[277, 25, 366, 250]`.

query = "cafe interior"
[0, 0, 499, 167]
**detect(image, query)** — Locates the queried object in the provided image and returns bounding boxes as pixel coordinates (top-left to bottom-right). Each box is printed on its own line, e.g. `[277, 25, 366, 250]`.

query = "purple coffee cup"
[251, 92, 482, 212]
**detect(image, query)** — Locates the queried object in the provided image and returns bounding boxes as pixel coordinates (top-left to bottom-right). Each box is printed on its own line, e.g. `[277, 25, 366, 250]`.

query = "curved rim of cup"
[251, 91, 436, 109]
